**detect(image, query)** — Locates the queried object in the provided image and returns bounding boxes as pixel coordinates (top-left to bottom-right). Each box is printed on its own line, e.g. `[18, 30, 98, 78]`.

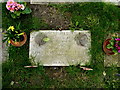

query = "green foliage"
[53, 2, 120, 88]
[2, 2, 120, 88]
[104, 67, 119, 88]
[69, 21, 84, 32]
[53, 2, 120, 30]
[3, 25, 25, 44]
[106, 33, 120, 55]
[65, 66, 81, 76]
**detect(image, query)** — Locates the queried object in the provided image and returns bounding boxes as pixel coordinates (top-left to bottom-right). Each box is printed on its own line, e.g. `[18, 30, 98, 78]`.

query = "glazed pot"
[103, 38, 114, 55]
[10, 32, 27, 47]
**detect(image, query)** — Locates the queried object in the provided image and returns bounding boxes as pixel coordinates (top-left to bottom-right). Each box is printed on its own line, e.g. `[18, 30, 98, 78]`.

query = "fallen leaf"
[43, 38, 50, 42]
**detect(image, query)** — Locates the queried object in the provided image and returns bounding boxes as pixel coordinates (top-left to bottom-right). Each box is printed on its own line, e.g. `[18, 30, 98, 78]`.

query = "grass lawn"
[2, 2, 120, 88]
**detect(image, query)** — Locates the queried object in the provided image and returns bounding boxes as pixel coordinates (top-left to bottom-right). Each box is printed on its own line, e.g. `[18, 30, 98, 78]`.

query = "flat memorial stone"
[0, 28, 9, 63]
[29, 30, 91, 66]
[30, 0, 120, 5]
[0, 28, 1, 90]
[0, 28, 2, 63]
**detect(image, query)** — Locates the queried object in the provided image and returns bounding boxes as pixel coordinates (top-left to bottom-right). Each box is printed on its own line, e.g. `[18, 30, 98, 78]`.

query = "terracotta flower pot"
[10, 32, 27, 47]
[103, 38, 114, 55]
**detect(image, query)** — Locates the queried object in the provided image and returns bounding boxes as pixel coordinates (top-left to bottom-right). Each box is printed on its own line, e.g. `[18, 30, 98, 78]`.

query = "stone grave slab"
[0, 28, 2, 63]
[30, 0, 120, 5]
[0, 28, 9, 63]
[30, 0, 100, 4]
[29, 30, 91, 66]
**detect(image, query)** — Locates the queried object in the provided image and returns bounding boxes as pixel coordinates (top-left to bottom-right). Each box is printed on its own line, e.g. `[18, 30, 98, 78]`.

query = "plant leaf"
[75, 21, 79, 26]
[16, 11, 21, 16]
[22, 7, 32, 14]
[11, 13, 17, 19]
[106, 44, 113, 49]
[80, 28, 83, 31]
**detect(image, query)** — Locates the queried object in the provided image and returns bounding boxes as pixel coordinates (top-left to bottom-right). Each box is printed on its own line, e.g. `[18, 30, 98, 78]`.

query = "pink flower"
[118, 47, 120, 50]
[118, 50, 120, 53]
[16, 4, 21, 9]
[6, 0, 26, 12]
[11, 5, 15, 8]
[7, 0, 14, 5]
[15, 7, 18, 11]
[115, 38, 120, 41]
[115, 44, 118, 47]
[6, 4, 11, 10]
[20, 4, 25, 10]
[13, 2, 17, 6]
[6, 0, 16, 11]
[9, 7, 15, 12]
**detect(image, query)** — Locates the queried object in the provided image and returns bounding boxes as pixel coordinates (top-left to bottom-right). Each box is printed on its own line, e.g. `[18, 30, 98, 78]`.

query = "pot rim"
[10, 32, 27, 47]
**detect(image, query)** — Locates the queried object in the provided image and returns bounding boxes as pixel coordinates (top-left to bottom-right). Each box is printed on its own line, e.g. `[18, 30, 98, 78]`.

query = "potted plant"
[3, 24, 27, 47]
[103, 33, 120, 55]
[6, 0, 32, 19]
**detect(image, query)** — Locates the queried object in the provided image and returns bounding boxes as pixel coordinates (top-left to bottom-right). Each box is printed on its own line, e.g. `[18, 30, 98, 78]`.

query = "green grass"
[2, 2, 120, 88]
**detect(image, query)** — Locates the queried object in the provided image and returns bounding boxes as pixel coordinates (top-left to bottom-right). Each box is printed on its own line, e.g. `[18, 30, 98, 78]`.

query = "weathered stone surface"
[29, 30, 91, 66]
[30, 0, 120, 5]
[104, 54, 120, 67]
[0, 28, 9, 63]
[0, 3, 2, 28]
[34, 32, 48, 46]
[0, 28, 2, 89]
[75, 33, 89, 47]
[0, 28, 2, 63]
[30, 0, 101, 4]
[0, 29, 1, 90]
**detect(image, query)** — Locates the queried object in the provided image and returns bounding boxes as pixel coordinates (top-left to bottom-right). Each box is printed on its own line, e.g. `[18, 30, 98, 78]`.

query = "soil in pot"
[12, 35, 24, 42]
